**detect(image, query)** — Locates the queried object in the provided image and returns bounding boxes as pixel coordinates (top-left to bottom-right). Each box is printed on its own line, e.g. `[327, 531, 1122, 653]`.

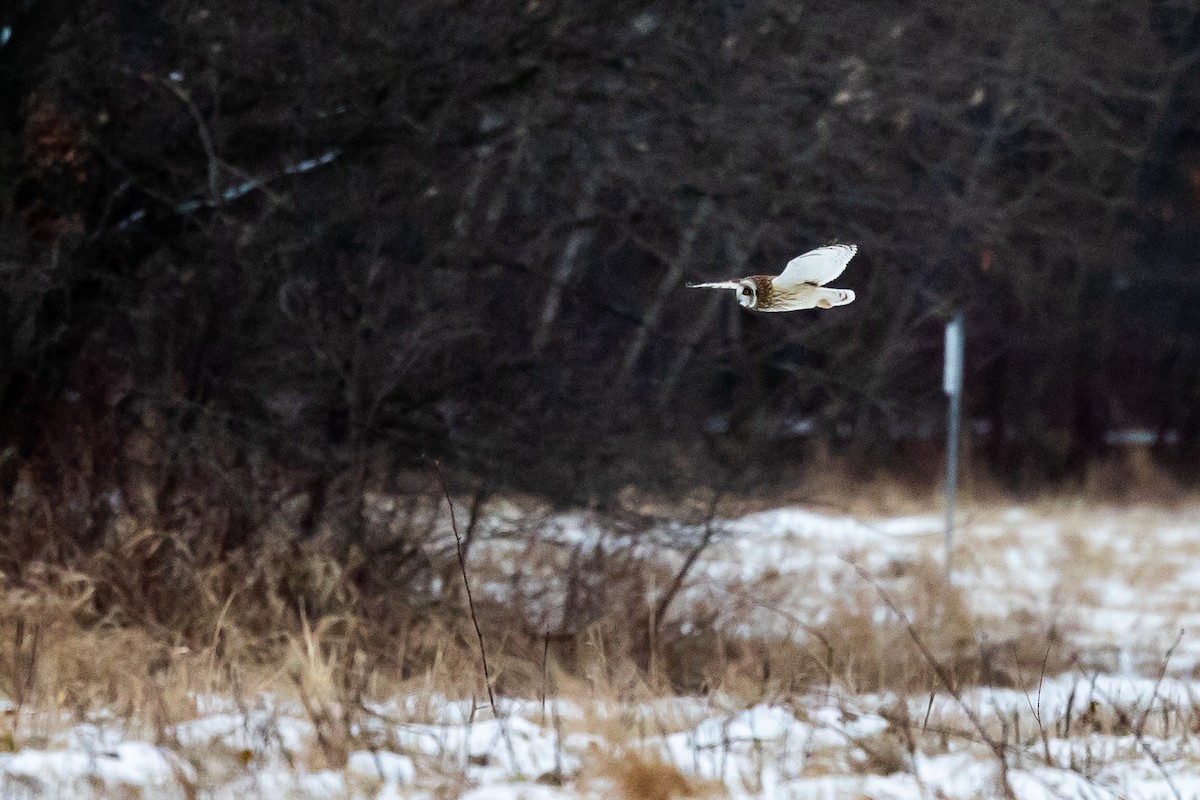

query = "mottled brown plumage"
[747, 275, 774, 307]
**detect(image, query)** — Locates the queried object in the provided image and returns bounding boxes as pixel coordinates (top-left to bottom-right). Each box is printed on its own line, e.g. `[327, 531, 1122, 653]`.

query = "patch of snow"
[347, 750, 415, 784]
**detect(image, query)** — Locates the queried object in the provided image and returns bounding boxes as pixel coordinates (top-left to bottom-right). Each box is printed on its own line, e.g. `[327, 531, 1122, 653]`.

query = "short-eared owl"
[687, 244, 858, 312]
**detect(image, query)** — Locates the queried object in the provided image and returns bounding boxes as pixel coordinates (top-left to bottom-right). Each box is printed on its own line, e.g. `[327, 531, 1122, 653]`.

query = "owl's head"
[736, 279, 757, 309]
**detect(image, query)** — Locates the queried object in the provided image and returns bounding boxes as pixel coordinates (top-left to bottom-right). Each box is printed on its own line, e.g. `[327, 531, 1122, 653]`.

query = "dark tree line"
[2, 0, 1200, 543]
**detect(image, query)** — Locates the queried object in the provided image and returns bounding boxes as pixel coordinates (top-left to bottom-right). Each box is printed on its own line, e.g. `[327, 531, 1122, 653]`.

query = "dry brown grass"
[583, 748, 725, 800]
[704, 443, 1200, 521]
[0, 446, 1142, 751]
[1082, 445, 1186, 506]
[0, 492, 1195, 800]
[1, 414, 1198, 798]
[0, 510, 1081, 735]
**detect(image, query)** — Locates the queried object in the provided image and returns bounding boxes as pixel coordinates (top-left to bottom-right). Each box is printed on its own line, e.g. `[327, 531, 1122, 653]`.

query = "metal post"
[943, 313, 964, 573]
[945, 390, 961, 568]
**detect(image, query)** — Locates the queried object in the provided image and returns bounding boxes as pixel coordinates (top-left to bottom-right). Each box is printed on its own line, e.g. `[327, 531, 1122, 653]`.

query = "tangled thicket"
[2, 0, 1200, 531]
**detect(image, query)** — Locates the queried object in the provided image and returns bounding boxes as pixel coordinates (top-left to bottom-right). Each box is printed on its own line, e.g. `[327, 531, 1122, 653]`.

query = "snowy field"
[482, 502, 1200, 674]
[3, 503, 1200, 799]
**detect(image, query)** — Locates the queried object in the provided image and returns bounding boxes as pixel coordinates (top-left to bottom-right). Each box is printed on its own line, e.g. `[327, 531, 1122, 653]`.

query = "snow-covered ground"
[706, 504, 1200, 672]
[3, 503, 1200, 798]
[482, 502, 1200, 674]
[5, 674, 1200, 798]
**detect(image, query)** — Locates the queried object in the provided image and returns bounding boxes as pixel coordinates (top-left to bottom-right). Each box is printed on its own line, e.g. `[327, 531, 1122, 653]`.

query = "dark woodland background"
[3, 0, 1200, 544]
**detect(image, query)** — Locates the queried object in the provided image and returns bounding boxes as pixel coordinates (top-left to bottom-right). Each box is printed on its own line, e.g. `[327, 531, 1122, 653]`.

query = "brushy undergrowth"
[0, 441, 1193, 798]
[3, 417, 1150, 731]
[0, 475, 1080, 736]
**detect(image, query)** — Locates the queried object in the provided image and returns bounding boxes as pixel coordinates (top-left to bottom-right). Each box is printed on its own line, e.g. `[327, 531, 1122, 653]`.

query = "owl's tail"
[814, 288, 855, 309]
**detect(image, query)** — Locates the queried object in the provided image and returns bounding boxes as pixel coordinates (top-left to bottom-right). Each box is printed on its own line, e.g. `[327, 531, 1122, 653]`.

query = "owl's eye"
[741, 287, 750, 296]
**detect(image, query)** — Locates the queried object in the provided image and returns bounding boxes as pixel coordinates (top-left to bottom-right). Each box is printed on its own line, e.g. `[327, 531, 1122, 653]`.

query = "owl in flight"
[688, 244, 857, 312]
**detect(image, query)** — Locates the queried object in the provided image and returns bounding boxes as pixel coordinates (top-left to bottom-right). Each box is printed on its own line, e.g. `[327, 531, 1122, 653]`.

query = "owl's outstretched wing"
[686, 280, 743, 290]
[774, 244, 857, 288]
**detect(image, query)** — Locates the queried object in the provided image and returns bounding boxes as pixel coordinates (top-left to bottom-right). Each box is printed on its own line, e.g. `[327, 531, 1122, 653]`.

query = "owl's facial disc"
[737, 280, 756, 308]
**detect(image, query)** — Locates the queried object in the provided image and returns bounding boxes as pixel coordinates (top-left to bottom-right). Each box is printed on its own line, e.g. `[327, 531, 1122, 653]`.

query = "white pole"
[943, 313, 964, 573]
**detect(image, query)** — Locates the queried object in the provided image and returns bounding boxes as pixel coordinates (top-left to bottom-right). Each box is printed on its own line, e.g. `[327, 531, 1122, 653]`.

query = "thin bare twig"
[432, 459, 497, 717]
[654, 487, 730, 630]
[155, 77, 222, 204]
[1031, 639, 1056, 766]
[1135, 629, 1184, 739]
[1129, 631, 1185, 800]
[844, 557, 1015, 799]
[1071, 647, 1185, 800]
